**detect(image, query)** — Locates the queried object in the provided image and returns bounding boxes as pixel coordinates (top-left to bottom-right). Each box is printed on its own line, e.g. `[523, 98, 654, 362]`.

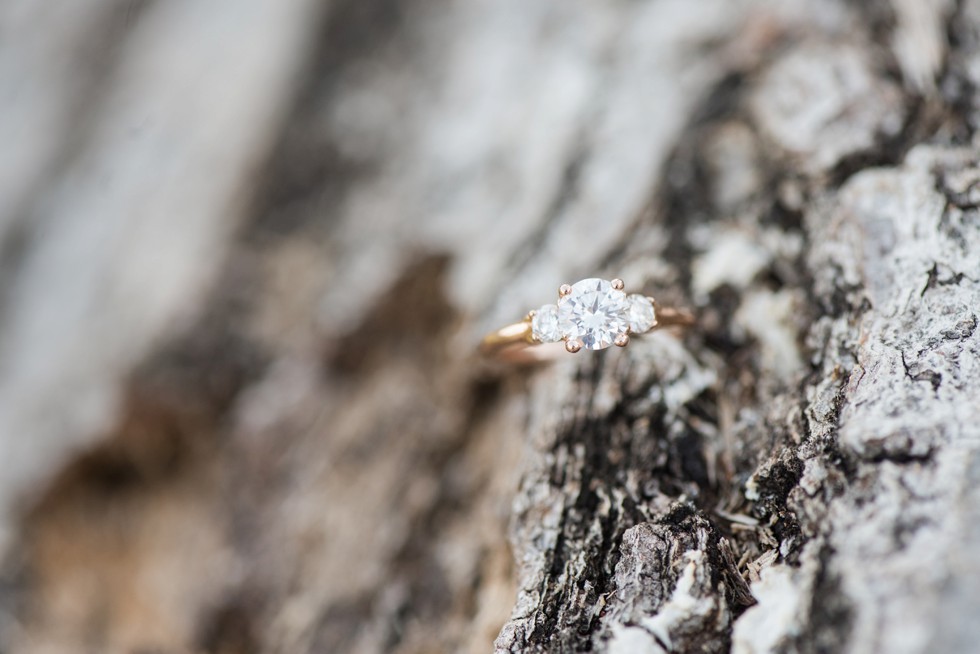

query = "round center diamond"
[558, 278, 630, 350]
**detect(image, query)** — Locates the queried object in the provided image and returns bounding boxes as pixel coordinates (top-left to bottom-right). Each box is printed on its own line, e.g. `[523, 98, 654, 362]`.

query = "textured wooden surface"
[1, 1, 979, 652]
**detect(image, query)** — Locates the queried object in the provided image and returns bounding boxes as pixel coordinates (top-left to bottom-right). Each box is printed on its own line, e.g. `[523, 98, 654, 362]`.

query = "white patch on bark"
[733, 564, 809, 654]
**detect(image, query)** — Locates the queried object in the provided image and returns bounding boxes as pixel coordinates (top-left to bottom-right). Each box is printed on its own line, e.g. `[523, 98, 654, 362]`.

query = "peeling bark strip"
[1, 0, 980, 653]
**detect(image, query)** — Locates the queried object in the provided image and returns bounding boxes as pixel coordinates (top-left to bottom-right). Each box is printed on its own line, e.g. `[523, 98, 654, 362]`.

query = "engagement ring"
[480, 277, 694, 362]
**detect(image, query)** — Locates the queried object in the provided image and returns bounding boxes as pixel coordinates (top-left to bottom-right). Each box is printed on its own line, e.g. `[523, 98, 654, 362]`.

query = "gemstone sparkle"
[627, 294, 657, 333]
[557, 278, 630, 350]
[531, 304, 562, 343]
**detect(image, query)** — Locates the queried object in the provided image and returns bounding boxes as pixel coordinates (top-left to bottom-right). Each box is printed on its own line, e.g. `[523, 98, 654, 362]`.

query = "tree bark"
[1, 1, 979, 653]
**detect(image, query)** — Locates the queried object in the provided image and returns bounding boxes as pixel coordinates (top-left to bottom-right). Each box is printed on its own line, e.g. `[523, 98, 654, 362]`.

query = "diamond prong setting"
[627, 294, 657, 334]
[556, 278, 630, 350]
[483, 278, 686, 360]
[531, 304, 561, 343]
[528, 278, 660, 352]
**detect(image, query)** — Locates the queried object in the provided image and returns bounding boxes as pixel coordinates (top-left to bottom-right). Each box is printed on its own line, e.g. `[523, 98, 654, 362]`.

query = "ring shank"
[478, 320, 533, 356]
[650, 305, 696, 329]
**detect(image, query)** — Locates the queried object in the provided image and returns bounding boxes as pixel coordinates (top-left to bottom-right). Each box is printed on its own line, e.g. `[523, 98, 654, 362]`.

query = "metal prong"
[614, 333, 630, 347]
[559, 284, 573, 298]
[611, 278, 624, 290]
[565, 339, 583, 353]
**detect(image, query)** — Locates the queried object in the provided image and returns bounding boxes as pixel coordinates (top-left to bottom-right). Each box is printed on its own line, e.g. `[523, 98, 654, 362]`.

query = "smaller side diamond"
[627, 295, 656, 333]
[531, 304, 562, 342]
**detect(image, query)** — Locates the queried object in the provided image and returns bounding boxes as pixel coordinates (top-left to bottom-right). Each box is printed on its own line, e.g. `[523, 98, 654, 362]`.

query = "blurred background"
[1, 0, 975, 652]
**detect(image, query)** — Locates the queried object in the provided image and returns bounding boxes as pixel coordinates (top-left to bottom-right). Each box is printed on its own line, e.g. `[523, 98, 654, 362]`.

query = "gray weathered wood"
[0, 0, 978, 652]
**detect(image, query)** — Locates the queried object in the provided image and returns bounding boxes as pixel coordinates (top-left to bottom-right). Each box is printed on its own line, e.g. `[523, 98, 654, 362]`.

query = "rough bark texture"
[1, 1, 979, 653]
